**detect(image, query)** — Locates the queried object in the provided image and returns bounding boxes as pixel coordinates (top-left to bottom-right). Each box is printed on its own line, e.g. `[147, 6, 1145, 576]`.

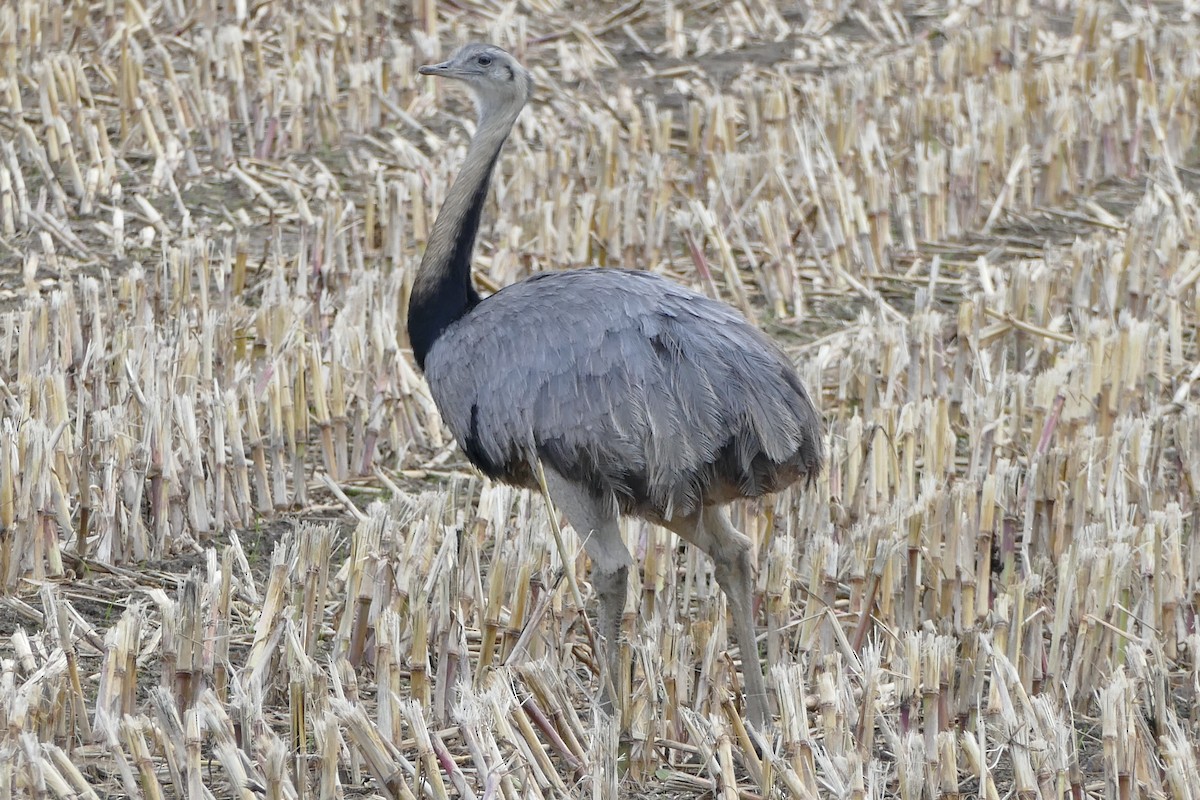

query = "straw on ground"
[1, 0, 1199, 798]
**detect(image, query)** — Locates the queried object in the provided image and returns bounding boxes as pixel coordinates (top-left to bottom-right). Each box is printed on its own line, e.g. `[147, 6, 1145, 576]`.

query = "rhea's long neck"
[408, 110, 517, 370]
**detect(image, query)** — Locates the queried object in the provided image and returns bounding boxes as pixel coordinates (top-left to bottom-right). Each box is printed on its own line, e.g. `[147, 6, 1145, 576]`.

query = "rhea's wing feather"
[423, 268, 822, 516]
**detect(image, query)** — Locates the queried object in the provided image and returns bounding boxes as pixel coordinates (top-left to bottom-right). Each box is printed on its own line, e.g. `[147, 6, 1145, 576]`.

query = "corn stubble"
[1, 0, 1199, 797]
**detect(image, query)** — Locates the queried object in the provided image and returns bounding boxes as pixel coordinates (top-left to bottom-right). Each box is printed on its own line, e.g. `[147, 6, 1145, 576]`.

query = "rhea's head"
[419, 44, 533, 123]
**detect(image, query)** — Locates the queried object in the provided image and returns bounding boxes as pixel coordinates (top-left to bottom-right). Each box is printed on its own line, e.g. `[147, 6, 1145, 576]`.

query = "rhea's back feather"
[423, 268, 823, 521]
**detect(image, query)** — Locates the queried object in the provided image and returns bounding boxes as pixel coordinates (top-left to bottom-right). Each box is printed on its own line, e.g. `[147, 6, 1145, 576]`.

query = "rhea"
[409, 43, 822, 729]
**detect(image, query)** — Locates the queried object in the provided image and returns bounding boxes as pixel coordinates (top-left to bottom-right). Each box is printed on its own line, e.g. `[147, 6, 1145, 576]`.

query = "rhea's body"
[422, 267, 821, 523]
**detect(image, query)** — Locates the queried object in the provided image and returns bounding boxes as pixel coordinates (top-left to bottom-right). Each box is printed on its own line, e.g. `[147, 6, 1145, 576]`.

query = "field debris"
[1, 0, 1199, 797]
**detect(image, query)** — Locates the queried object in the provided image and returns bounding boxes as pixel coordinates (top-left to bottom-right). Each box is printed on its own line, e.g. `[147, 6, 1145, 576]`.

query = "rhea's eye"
[477, 55, 493, 66]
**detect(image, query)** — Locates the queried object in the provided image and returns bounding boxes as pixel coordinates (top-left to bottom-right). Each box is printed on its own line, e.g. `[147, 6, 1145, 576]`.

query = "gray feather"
[424, 268, 823, 521]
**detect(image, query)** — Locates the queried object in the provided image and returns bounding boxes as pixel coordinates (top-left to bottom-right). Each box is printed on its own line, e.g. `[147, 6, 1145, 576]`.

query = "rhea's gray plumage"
[425, 268, 821, 519]
[409, 43, 823, 730]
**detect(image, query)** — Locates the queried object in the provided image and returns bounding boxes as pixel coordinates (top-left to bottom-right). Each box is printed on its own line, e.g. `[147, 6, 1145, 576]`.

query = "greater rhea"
[409, 43, 822, 729]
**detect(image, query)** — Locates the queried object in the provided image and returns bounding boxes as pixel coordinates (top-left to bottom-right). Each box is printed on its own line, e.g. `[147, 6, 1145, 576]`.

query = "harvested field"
[2, 0, 1200, 797]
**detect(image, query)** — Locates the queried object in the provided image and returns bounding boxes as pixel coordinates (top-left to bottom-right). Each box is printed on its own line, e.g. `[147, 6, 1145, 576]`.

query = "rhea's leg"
[542, 467, 631, 717]
[665, 507, 771, 729]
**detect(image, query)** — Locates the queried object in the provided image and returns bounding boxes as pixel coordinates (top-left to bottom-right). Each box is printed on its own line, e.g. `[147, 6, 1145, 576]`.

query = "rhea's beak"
[418, 60, 458, 77]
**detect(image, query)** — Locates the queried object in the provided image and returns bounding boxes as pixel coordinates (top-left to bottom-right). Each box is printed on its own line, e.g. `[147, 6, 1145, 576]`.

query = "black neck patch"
[408, 149, 500, 370]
